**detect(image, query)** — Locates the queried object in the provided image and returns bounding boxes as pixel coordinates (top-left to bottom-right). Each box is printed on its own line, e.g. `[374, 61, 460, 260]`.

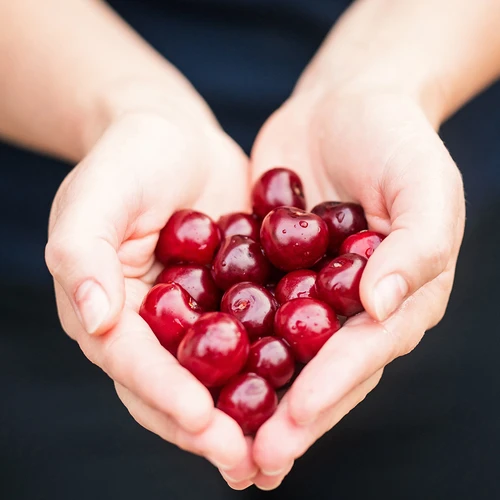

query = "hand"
[45, 101, 254, 473]
[244, 83, 465, 489]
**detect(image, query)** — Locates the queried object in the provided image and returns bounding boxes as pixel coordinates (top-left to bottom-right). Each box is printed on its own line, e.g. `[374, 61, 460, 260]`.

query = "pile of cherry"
[139, 168, 384, 434]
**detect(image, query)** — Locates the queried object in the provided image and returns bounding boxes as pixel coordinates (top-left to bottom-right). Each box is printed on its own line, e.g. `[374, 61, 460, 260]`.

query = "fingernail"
[208, 458, 233, 470]
[220, 471, 255, 483]
[261, 467, 287, 477]
[257, 483, 282, 491]
[373, 274, 408, 321]
[74, 280, 110, 334]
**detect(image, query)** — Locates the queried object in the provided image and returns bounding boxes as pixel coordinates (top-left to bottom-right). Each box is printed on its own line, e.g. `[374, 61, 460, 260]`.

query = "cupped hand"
[45, 105, 253, 472]
[245, 84, 465, 489]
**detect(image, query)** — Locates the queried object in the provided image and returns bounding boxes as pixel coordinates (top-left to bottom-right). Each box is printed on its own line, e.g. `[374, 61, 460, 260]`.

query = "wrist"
[78, 74, 217, 159]
[294, 0, 500, 129]
[295, 56, 444, 128]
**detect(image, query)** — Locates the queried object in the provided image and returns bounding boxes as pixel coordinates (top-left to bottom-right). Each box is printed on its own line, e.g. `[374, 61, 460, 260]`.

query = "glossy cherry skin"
[311, 202, 367, 254]
[156, 264, 221, 311]
[251, 167, 306, 219]
[311, 255, 333, 273]
[245, 337, 295, 388]
[316, 253, 367, 317]
[218, 212, 260, 241]
[155, 209, 221, 265]
[211, 235, 271, 290]
[139, 283, 202, 355]
[274, 298, 340, 363]
[220, 282, 278, 340]
[217, 373, 278, 435]
[260, 207, 329, 271]
[339, 230, 385, 260]
[177, 312, 250, 387]
[275, 270, 317, 304]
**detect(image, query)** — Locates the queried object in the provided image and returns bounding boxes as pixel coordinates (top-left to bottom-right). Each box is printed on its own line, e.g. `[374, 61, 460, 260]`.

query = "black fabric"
[1, 1, 500, 498]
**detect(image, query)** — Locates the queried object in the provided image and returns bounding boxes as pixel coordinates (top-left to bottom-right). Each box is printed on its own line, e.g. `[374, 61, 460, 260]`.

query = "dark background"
[1, 1, 499, 498]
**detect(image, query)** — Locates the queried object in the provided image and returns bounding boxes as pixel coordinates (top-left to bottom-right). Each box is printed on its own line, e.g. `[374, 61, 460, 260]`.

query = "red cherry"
[260, 207, 328, 271]
[311, 202, 367, 254]
[156, 264, 221, 311]
[245, 337, 295, 388]
[311, 255, 333, 273]
[275, 270, 317, 304]
[139, 283, 202, 355]
[177, 312, 250, 387]
[316, 253, 367, 317]
[155, 209, 221, 265]
[212, 235, 271, 291]
[217, 373, 278, 434]
[339, 230, 385, 259]
[218, 212, 260, 241]
[251, 167, 306, 219]
[274, 298, 340, 363]
[220, 282, 278, 340]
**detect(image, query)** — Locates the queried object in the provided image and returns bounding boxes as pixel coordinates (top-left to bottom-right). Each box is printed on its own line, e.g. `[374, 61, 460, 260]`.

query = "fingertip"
[185, 410, 248, 470]
[224, 479, 254, 491]
[253, 415, 296, 473]
[174, 382, 215, 434]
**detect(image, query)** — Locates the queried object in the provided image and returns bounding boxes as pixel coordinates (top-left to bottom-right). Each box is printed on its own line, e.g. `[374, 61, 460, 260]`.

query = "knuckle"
[44, 236, 78, 277]
[427, 238, 453, 276]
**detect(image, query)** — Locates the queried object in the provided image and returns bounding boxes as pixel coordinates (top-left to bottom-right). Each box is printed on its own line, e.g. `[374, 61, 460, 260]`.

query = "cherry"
[274, 298, 340, 363]
[311, 255, 333, 273]
[311, 202, 367, 254]
[260, 207, 328, 271]
[155, 209, 221, 266]
[217, 373, 278, 435]
[218, 212, 260, 241]
[220, 282, 278, 340]
[339, 230, 385, 259]
[245, 337, 295, 388]
[156, 264, 221, 311]
[275, 269, 317, 304]
[316, 253, 367, 317]
[177, 312, 250, 387]
[139, 283, 202, 355]
[212, 235, 271, 291]
[251, 167, 306, 219]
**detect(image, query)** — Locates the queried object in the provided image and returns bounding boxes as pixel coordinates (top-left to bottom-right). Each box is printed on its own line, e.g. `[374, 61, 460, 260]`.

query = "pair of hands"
[45, 64, 465, 489]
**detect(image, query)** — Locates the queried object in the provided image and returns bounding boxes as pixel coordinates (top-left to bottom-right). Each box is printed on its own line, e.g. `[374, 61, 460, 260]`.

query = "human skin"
[233, 0, 500, 491]
[0, 0, 500, 492]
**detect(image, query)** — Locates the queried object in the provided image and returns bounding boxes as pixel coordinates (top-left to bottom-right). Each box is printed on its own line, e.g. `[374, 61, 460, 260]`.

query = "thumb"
[361, 128, 465, 323]
[45, 165, 127, 336]
[45, 115, 208, 335]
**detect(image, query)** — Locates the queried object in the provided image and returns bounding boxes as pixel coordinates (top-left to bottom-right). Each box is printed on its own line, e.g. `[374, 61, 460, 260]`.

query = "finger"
[253, 460, 295, 491]
[45, 115, 204, 335]
[253, 372, 382, 475]
[116, 384, 248, 469]
[250, 101, 339, 209]
[193, 132, 251, 217]
[58, 279, 214, 433]
[361, 124, 465, 321]
[224, 479, 254, 491]
[285, 268, 454, 427]
[218, 437, 258, 484]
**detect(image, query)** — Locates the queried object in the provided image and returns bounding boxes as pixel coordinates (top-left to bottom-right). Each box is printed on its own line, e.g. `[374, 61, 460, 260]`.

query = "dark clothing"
[1, 1, 500, 498]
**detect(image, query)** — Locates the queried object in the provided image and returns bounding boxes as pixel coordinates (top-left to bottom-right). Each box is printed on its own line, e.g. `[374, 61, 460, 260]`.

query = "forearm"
[0, 0, 211, 161]
[297, 0, 500, 125]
